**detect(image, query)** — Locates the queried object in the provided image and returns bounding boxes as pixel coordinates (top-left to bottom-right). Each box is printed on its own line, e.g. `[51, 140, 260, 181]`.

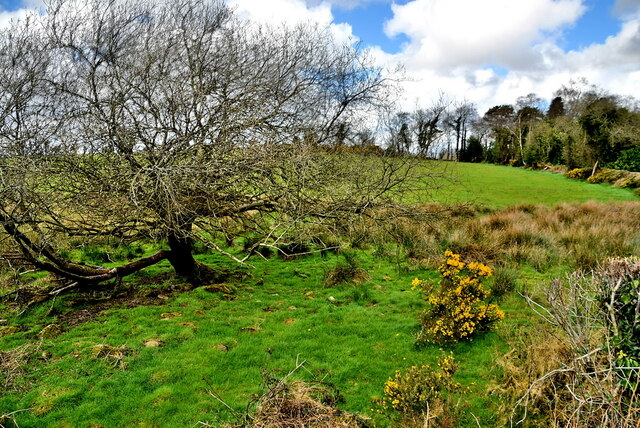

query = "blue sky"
[0, 0, 625, 52]
[562, 0, 621, 49]
[1, 0, 28, 11]
[332, 0, 411, 53]
[329, 0, 623, 54]
[3, 0, 639, 111]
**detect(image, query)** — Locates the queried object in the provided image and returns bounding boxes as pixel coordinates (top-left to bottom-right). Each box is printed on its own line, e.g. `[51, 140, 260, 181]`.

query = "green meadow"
[435, 162, 638, 208]
[1, 162, 638, 427]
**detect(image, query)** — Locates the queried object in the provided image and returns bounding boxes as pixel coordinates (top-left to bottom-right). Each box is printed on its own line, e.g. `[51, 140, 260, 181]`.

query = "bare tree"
[412, 94, 449, 158]
[446, 100, 476, 161]
[385, 111, 412, 154]
[0, 0, 415, 293]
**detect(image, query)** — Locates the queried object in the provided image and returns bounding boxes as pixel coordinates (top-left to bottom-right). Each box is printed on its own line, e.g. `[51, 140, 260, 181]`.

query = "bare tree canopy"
[0, 0, 416, 291]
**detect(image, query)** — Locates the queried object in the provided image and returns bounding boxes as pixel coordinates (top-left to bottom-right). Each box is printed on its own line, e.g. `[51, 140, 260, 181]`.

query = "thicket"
[498, 258, 640, 427]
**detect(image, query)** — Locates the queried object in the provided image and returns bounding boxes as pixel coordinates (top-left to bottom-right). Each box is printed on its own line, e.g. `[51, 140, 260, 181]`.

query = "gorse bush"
[565, 167, 592, 180]
[587, 168, 625, 184]
[415, 251, 504, 344]
[375, 352, 461, 427]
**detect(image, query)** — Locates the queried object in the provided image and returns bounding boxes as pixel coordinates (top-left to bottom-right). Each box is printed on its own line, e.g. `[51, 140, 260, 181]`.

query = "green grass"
[0, 250, 539, 427]
[428, 162, 638, 208]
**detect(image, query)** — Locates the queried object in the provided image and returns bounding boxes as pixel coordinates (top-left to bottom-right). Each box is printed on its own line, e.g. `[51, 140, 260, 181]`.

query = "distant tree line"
[358, 78, 640, 173]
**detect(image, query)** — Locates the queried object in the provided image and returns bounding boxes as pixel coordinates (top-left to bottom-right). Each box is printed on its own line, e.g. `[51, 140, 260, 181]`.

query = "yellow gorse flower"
[415, 251, 504, 344]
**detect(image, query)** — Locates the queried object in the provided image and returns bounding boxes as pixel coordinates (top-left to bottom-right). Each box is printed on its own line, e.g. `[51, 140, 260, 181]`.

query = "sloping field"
[431, 162, 638, 208]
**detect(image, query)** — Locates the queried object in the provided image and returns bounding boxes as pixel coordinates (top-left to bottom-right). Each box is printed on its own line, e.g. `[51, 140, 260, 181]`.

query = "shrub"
[565, 167, 591, 180]
[415, 251, 504, 344]
[587, 168, 624, 184]
[608, 147, 640, 172]
[618, 176, 640, 189]
[596, 258, 640, 382]
[505, 259, 640, 427]
[375, 352, 461, 426]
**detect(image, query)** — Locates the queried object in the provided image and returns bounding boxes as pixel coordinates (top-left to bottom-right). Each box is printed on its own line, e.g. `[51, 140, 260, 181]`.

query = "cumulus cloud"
[0, 9, 30, 29]
[226, 0, 355, 42]
[2, 0, 639, 115]
[228, 0, 333, 25]
[384, 0, 585, 71]
[363, 0, 640, 114]
[614, 0, 640, 18]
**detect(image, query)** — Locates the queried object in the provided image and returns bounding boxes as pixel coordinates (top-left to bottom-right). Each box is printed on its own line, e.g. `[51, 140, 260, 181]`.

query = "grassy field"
[0, 251, 543, 427]
[432, 162, 638, 208]
[1, 162, 638, 427]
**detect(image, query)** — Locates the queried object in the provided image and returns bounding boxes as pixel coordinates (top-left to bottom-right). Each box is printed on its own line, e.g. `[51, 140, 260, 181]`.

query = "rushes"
[428, 201, 640, 272]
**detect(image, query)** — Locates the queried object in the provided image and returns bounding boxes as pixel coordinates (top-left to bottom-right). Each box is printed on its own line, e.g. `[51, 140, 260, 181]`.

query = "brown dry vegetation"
[0, 342, 41, 392]
[363, 201, 640, 274]
[494, 259, 640, 427]
[210, 366, 368, 428]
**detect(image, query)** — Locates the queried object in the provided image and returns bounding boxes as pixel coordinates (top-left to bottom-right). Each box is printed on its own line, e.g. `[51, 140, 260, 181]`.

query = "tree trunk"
[166, 229, 202, 284]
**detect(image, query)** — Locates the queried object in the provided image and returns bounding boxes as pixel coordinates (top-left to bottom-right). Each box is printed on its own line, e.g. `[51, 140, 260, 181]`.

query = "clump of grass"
[91, 344, 134, 370]
[491, 267, 519, 299]
[79, 243, 145, 264]
[491, 329, 573, 427]
[324, 253, 369, 287]
[461, 201, 639, 271]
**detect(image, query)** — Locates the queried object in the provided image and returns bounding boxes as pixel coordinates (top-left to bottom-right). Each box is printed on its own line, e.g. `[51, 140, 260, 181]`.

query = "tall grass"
[384, 201, 640, 273]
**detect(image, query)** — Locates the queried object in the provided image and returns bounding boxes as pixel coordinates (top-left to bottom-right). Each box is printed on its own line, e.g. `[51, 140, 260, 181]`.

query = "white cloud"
[3, 0, 639, 117]
[365, 0, 640, 115]
[226, 0, 356, 42]
[228, 0, 333, 25]
[384, 0, 585, 71]
[614, 0, 640, 18]
[0, 9, 30, 29]
[565, 19, 640, 69]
